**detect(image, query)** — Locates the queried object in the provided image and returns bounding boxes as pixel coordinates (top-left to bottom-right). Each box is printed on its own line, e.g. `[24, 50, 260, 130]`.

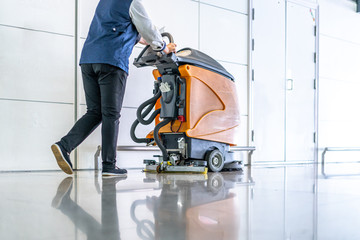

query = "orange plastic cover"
[147, 65, 240, 146]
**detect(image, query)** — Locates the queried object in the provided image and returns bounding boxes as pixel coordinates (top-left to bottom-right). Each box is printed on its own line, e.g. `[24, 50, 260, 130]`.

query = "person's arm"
[129, 0, 176, 54]
[138, 37, 148, 46]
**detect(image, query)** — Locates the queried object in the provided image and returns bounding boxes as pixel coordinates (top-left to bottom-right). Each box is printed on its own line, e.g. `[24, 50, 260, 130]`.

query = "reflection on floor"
[1, 163, 360, 240]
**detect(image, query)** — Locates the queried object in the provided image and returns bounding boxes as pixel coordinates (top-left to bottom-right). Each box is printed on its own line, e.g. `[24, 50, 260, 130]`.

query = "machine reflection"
[131, 171, 254, 240]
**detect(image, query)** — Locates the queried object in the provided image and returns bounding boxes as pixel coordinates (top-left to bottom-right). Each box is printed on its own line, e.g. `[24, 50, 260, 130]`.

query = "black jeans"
[60, 63, 127, 168]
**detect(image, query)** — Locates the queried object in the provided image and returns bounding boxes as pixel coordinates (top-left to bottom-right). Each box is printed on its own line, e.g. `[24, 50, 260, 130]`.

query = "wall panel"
[318, 0, 360, 156]
[319, 78, 360, 121]
[200, 0, 248, 14]
[142, 0, 199, 50]
[199, 4, 248, 64]
[319, 120, 360, 148]
[319, 0, 360, 44]
[79, 0, 99, 39]
[0, 0, 74, 35]
[0, 26, 74, 103]
[319, 35, 360, 83]
[0, 100, 74, 171]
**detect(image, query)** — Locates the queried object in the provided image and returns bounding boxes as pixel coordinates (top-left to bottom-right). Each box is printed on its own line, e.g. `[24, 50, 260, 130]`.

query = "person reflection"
[51, 176, 126, 240]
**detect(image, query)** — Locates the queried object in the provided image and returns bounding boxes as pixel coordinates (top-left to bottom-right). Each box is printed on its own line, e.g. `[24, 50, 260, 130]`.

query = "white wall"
[0, 0, 76, 171]
[0, 0, 250, 171]
[318, 0, 360, 162]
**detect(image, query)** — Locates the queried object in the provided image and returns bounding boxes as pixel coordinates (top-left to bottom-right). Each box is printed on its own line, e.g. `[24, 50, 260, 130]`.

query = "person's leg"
[101, 177, 125, 240]
[59, 64, 102, 153]
[52, 177, 103, 240]
[52, 64, 102, 174]
[92, 64, 127, 172]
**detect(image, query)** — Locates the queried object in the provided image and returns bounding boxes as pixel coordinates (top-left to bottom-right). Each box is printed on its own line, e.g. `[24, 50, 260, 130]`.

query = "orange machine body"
[147, 64, 240, 146]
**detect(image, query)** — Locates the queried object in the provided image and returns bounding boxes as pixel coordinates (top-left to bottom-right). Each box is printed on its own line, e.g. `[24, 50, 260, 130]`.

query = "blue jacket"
[80, 0, 140, 73]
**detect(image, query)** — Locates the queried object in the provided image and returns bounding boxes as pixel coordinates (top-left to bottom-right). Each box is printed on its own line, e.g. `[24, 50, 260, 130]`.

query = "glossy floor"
[1, 163, 360, 240]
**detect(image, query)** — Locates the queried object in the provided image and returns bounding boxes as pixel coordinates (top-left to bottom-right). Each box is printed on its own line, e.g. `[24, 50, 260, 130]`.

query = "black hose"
[130, 199, 155, 240]
[130, 119, 150, 144]
[144, 108, 161, 125]
[130, 88, 161, 144]
[153, 118, 172, 161]
[130, 109, 161, 143]
[137, 91, 161, 125]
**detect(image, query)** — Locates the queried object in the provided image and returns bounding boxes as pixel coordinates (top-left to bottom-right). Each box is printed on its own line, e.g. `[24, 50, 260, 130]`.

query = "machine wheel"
[156, 165, 162, 173]
[207, 172, 224, 193]
[205, 149, 225, 172]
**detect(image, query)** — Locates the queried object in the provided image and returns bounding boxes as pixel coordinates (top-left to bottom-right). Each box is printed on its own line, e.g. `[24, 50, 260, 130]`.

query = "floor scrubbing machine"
[130, 33, 241, 173]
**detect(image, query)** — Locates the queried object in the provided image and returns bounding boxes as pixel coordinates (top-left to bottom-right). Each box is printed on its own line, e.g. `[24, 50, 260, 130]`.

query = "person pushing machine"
[51, 0, 177, 176]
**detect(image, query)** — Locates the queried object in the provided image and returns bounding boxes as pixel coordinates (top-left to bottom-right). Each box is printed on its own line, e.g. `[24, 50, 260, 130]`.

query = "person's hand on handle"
[163, 43, 177, 54]
[139, 37, 176, 55]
